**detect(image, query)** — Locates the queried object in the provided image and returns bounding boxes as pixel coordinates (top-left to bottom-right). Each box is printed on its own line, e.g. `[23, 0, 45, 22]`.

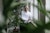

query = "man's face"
[24, 7, 28, 12]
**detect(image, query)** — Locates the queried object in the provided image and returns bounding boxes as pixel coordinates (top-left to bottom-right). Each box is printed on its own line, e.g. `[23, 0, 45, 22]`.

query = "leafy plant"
[0, 0, 50, 33]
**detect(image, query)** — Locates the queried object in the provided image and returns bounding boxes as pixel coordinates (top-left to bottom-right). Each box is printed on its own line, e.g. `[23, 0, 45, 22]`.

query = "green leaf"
[45, 21, 50, 30]
[3, 0, 13, 19]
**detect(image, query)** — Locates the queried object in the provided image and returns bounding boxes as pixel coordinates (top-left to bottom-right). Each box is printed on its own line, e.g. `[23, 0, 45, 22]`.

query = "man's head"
[24, 6, 29, 12]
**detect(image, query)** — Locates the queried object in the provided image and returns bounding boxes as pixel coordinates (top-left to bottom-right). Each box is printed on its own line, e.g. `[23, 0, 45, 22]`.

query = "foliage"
[0, 0, 50, 33]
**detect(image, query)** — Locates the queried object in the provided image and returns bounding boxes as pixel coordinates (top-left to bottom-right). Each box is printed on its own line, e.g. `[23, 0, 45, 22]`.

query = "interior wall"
[33, 0, 38, 20]
[45, 0, 50, 33]
[45, 0, 50, 23]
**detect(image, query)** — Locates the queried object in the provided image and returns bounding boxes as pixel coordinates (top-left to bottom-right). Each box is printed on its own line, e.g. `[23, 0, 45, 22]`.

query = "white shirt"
[21, 11, 31, 21]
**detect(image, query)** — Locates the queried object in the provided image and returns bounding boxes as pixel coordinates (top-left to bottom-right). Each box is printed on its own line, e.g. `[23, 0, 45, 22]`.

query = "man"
[20, 6, 32, 23]
[20, 6, 37, 26]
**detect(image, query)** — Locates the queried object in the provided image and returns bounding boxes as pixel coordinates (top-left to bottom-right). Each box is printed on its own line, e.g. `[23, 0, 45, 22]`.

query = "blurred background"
[0, 0, 50, 33]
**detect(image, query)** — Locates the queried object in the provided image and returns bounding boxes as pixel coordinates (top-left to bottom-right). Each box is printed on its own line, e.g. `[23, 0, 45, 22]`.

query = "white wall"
[46, 0, 50, 10]
[45, 0, 50, 23]
[45, 0, 50, 33]
[33, 0, 38, 20]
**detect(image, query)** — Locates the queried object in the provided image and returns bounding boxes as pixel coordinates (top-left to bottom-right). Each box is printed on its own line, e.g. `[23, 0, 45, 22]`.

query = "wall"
[45, 0, 50, 33]
[45, 0, 50, 23]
